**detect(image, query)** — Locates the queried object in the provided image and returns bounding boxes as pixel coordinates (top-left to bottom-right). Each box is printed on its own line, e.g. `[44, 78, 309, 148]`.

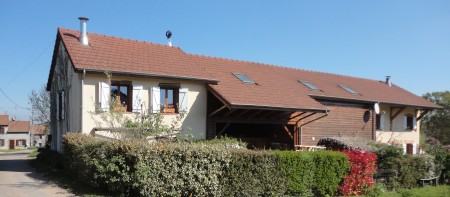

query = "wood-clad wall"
[300, 102, 373, 146]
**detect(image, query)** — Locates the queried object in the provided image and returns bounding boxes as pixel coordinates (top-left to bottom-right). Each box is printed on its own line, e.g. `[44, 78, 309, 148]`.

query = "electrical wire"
[0, 88, 29, 110]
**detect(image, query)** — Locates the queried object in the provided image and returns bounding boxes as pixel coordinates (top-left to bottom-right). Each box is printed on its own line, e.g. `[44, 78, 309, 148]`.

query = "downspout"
[299, 110, 329, 145]
[80, 69, 86, 133]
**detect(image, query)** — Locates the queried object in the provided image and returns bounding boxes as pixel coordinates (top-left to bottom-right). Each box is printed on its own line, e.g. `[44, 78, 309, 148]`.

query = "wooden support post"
[283, 125, 293, 140]
[216, 123, 231, 137]
[209, 105, 227, 117]
[417, 109, 430, 121]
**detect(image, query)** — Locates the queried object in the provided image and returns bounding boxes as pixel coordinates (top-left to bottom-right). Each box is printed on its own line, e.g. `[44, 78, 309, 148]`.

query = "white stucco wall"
[0, 133, 30, 150]
[376, 105, 420, 145]
[81, 74, 208, 139]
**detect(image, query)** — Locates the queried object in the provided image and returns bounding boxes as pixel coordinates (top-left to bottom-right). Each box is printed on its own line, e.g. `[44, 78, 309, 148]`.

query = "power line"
[1, 43, 53, 89]
[0, 88, 29, 110]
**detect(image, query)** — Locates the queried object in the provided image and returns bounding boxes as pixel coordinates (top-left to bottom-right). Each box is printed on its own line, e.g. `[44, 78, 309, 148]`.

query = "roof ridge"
[58, 27, 182, 51]
[187, 52, 383, 82]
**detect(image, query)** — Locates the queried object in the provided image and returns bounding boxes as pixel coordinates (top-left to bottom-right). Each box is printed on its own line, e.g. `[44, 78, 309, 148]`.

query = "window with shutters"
[0, 139, 4, 146]
[0, 127, 4, 134]
[376, 114, 385, 130]
[16, 139, 26, 147]
[403, 114, 416, 130]
[111, 81, 132, 112]
[99, 81, 143, 113]
[153, 84, 188, 114]
[406, 115, 414, 130]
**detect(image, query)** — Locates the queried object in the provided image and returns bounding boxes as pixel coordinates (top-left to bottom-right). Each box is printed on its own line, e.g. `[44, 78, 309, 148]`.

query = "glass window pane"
[111, 85, 119, 97]
[339, 85, 358, 94]
[233, 73, 254, 83]
[160, 89, 166, 107]
[299, 81, 320, 90]
[168, 89, 174, 105]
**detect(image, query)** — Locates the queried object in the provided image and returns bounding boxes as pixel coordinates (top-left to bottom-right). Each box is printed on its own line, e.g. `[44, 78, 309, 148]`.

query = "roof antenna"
[166, 30, 172, 46]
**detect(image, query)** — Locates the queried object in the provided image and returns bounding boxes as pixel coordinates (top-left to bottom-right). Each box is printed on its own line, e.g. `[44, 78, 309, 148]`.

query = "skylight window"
[339, 85, 359, 94]
[233, 73, 254, 83]
[299, 80, 320, 91]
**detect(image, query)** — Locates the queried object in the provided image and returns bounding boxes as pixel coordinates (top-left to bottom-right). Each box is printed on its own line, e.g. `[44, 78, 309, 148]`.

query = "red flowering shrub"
[339, 150, 377, 196]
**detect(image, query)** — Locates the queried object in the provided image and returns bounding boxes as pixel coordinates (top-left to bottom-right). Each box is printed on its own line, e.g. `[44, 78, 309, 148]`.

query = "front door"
[9, 140, 14, 149]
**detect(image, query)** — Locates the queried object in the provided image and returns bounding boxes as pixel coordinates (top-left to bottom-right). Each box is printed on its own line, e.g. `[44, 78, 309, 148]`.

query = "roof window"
[339, 85, 358, 94]
[233, 73, 254, 84]
[299, 80, 320, 91]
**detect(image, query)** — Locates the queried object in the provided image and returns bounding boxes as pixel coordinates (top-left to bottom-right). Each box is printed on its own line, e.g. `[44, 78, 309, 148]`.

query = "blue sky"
[1, 0, 449, 120]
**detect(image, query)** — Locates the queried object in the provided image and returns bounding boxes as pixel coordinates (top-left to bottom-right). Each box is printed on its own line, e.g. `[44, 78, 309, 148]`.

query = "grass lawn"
[0, 149, 27, 153]
[373, 185, 450, 197]
[28, 149, 39, 157]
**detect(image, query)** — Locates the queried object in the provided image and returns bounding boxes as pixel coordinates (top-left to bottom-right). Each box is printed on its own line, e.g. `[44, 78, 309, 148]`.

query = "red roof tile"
[48, 28, 441, 111]
[0, 115, 8, 126]
[31, 124, 47, 135]
[57, 28, 217, 82]
[8, 121, 30, 133]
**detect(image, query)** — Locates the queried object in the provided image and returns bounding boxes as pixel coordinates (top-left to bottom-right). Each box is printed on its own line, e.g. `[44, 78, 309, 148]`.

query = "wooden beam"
[215, 118, 289, 125]
[289, 112, 307, 121]
[259, 110, 276, 119]
[417, 109, 430, 121]
[209, 105, 227, 117]
[216, 123, 231, 137]
[234, 109, 251, 118]
[297, 112, 316, 124]
[390, 107, 405, 121]
[283, 125, 293, 140]
[223, 109, 237, 117]
[247, 110, 263, 119]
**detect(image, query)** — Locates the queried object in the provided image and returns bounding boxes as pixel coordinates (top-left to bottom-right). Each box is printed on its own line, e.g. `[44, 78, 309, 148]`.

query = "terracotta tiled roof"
[0, 115, 8, 126]
[54, 28, 217, 83]
[31, 124, 47, 135]
[190, 54, 440, 110]
[48, 28, 441, 111]
[8, 121, 30, 133]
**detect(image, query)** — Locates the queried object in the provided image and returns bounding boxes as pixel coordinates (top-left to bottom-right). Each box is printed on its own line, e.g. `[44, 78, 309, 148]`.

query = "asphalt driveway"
[0, 150, 74, 197]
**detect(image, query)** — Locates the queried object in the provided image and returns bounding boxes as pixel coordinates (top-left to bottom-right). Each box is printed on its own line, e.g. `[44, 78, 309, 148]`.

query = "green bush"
[275, 151, 314, 196]
[384, 154, 436, 189]
[62, 133, 350, 196]
[375, 144, 403, 169]
[313, 151, 349, 197]
[34, 146, 63, 170]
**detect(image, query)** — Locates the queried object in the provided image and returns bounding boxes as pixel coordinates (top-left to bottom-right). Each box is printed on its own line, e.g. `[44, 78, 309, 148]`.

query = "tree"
[28, 84, 50, 125]
[422, 91, 450, 145]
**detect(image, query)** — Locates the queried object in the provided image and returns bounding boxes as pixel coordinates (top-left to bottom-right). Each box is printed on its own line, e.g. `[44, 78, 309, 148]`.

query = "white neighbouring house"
[47, 19, 441, 153]
[0, 115, 31, 150]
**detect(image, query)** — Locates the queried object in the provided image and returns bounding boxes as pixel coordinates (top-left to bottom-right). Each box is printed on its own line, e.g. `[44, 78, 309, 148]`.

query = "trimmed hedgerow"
[313, 151, 350, 197]
[62, 133, 350, 196]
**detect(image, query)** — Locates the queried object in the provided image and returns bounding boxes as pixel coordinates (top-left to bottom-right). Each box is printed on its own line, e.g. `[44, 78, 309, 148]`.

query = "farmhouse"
[47, 18, 441, 152]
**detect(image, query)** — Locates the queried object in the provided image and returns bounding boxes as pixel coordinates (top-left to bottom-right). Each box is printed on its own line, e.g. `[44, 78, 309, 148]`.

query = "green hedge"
[62, 133, 349, 196]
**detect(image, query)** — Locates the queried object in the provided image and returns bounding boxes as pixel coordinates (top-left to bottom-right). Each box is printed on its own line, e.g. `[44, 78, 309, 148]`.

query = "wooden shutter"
[179, 88, 189, 112]
[151, 87, 160, 113]
[61, 91, 65, 120]
[132, 85, 143, 113]
[99, 82, 110, 111]
[56, 93, 59, 120]
[380, 114, 385, 130]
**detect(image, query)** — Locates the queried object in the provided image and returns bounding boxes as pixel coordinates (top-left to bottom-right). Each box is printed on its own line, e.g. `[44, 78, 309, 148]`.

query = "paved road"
[0, 150, 74, 197]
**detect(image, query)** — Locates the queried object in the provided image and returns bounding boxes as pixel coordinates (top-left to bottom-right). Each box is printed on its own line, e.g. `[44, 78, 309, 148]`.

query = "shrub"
[222, 149, 286, 196]
[374, 143, 403, 169]
[34, 146, 63, 170]
[275, 151, 314, 196]
[313, 151, 350, 197]
[62, 133, 351, 196]
[339, 150, 377, 196]
[384, 154, 435, 189]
